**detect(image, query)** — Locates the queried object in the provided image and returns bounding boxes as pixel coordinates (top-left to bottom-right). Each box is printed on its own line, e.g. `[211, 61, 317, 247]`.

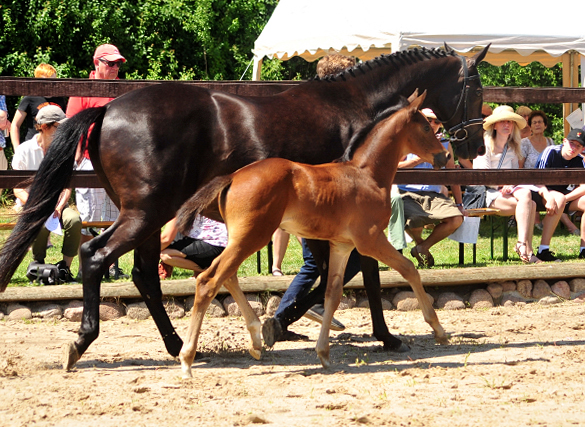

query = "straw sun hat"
[483, 105, 526, 131]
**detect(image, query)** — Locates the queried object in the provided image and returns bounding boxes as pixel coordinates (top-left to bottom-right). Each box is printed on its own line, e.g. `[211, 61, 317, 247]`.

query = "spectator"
[532, 128, 585, 261]
[10, 64, 67, 149]
[159, 216, 227, 279]
[397, 108, 465, 268]
[12, 105, 81, 282]
[473, 105, 540, 263]
[270, 228, 301, 276]
[66, 43, 128, 279]
[482, 103, 493, 119]
[516, 105, 532, 139]
[0, 95, 9, 172]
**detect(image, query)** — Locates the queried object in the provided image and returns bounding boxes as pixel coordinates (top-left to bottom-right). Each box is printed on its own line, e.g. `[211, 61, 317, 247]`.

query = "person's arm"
[160, 218, 179, 251]
[565, 184, 585, 204]
[54, 188, 72, 218]
[446, 143, 465, 213]
[13, 188, 29, 205]
[9, 110, 26, 148]
[398, 154, 423, 169]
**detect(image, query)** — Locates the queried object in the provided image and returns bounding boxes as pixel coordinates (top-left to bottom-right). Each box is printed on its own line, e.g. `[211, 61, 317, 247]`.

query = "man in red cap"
[66, 44, 129, 279]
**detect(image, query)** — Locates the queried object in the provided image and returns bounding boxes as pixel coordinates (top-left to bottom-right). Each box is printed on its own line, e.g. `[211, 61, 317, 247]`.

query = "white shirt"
[12, 134, 44, 171]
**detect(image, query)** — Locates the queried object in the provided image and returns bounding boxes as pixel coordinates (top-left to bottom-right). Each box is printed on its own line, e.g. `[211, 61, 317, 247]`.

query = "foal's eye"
[424, 125, 431, 133]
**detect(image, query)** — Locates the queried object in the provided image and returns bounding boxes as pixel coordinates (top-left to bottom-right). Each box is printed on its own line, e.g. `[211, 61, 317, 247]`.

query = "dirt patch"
[1, 303, 585, 426]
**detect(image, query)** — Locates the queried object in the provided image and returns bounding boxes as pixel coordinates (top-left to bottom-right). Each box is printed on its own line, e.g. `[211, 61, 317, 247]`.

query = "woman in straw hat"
[473, 105, 540, 263]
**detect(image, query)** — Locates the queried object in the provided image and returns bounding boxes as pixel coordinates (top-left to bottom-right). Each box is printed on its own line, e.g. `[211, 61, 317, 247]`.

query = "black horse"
[0, 45, 488, 370]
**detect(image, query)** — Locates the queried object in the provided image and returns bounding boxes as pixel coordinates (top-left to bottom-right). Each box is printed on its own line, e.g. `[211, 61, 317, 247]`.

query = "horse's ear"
[469, 44, 490, 67]
[407, 89, 419, 103]
[410, 90, 427, 111]
[443, 43, 455, 55]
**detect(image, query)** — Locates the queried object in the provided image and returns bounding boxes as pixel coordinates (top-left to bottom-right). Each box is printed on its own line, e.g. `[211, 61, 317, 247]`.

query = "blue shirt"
[398, 140, 449, 194]
[535, 144, 585, 194]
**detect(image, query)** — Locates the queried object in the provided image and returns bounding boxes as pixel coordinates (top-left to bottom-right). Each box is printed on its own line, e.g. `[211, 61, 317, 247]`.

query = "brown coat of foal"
[177, 91, 450, 378]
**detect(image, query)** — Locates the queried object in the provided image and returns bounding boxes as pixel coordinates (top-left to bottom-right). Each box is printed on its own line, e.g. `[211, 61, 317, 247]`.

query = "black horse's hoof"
[384, 341, 410, 353]
[262, 317, 282, 348]
[164, 333, 184, 357]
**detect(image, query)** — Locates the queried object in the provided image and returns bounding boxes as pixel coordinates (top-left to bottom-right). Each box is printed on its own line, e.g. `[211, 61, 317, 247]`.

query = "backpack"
[26, 262, 62, 286]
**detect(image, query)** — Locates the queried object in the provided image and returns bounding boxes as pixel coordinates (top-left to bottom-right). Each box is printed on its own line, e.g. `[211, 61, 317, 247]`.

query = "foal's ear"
[409, 90, 427, 111]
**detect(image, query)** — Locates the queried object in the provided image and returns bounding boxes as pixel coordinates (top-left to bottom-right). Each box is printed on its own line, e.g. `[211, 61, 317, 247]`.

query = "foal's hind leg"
[222, 275, 262, 360]
[357, 235, 448, 344]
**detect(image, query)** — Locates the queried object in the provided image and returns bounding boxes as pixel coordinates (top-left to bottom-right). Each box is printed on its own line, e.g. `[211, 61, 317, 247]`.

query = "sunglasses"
[98, 58, 123, 68]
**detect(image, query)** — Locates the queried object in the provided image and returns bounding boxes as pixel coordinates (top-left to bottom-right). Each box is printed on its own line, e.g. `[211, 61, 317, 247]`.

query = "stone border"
[2, 278, 585, 323]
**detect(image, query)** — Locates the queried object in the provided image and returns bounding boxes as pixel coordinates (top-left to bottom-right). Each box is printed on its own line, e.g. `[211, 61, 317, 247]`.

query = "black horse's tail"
[0, 107, 107, 291]
[176, 175, 233, 234]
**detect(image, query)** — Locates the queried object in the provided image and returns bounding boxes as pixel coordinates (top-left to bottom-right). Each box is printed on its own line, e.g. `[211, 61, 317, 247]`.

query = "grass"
[1, 205, 584, 287]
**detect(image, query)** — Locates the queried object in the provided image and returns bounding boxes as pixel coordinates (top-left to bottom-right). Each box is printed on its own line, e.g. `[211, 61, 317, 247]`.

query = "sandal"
[158, 261, 173, 279]
[514, 241, 530, 263]
[410, 245, 434, 268]
[272, 268, 284, 276]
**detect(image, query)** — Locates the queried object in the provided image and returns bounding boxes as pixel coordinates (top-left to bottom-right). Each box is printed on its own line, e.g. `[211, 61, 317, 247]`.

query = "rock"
[7, 304, 32, 321]
[223, 294, 264, 317]
[539, 296, 561, 305]
[0, 312, 3, 320]
[31, 303, 62, 319]
[206, 299, 226, 318]
[126, 302, 151, 320]
[63, 300, 84, 322]
[551, 281, 571, 300]
[501, 281, 516, 293]
[436, 292, 465, 310]
[532, 280, 552, 300]
[486, 283, 503, 300]
[380, 298, 394, 310]
[163, 299, 185, 319]
[573, 293, 585, 304]
[265, 296, 281, 317]
[184, 296, 226, 317]
[468, 289, 494, 309]
[516, 280, 533, 299]
[392, 291, 434, 311]
[356, 296, 369, 308]
[501, 293, 525, 306]
[338, 293, 356, 310]
[99, 302, 126, 321]
[569, 278, 585, 293]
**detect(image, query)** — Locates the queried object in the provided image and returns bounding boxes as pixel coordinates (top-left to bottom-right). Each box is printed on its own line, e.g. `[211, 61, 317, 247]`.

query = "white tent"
[252, 0, 585, 120]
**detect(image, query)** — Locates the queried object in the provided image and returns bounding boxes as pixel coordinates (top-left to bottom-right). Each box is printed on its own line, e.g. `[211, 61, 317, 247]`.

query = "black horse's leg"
[359, 255, 408, 352]
[132, 231, 183, 357]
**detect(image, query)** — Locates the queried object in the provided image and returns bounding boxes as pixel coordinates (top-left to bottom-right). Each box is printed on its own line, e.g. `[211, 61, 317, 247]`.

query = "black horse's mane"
[312, 46, 455, 82]
[337, 96, 410, 163]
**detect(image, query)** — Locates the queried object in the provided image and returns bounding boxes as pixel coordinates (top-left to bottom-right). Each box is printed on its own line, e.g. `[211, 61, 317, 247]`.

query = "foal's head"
[399, 91, 450, 168]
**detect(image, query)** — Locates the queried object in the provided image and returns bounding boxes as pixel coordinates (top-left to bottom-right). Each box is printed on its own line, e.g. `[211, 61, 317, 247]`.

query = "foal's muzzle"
[433, 151, 450, 169]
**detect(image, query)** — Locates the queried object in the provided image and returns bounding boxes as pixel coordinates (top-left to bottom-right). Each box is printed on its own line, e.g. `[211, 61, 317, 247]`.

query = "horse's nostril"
[477, 145, 486, 156]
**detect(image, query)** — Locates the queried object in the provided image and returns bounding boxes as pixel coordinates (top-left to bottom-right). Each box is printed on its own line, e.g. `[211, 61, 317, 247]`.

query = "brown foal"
[176, 91, 450, 377]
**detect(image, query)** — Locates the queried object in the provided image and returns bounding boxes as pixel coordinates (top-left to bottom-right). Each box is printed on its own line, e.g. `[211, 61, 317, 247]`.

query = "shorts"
[168, 234, 225, 268]
[76, 158, 120, 235]
[401, 190, 462, 229]
[531, 190, 570, 214]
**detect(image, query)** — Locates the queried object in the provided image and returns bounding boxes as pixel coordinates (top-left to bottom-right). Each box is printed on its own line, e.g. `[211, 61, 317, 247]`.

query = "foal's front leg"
[316, 243, 352, 368]
[359, 235, 448, 344]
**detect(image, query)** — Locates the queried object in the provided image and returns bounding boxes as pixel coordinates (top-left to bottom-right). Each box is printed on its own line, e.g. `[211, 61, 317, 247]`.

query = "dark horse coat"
[0, 45, 488, 370]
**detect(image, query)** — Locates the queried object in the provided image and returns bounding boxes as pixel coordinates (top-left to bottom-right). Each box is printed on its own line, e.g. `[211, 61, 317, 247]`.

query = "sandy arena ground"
[1, 302, 585, 426]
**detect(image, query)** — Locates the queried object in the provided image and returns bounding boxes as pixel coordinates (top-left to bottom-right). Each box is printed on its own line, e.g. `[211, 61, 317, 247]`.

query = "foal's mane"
[312, 47, 456, 82]
[337, 97, 410, 163]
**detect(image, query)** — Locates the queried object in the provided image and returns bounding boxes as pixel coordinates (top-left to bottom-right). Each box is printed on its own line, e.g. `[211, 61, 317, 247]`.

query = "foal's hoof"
[435, 334, 450, 345]
[62, 342, 80, 371]
[249, 347, 262, 360]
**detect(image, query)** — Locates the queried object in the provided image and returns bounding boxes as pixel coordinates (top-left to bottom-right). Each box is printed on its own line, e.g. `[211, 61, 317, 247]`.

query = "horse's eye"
[476, 88, 483, 97]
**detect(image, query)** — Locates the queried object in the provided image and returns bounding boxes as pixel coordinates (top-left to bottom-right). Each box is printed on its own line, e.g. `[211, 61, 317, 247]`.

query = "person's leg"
[31, 227, 50, 264]
[539, 192, 565, 248]
[388, 192, 407, 251]
[416, 215, 463, 254]
[60, 207, 82, 267]
[568, 198, 585, 257]
[271, 228, 289, 276]
[511, 188, 537, 255]
[560, 213, 579, 235]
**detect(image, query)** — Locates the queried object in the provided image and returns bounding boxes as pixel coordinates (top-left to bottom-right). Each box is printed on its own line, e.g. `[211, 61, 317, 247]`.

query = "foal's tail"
[176, 175, 233, 234]
[0, 107, 107, 291]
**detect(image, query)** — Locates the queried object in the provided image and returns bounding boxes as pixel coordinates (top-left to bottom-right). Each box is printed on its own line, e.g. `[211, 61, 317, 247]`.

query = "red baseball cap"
[93, 44, 126, 63]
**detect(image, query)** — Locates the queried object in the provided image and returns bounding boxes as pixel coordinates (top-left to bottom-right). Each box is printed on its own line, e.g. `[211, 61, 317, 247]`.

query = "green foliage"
[479, 61, 565, 142]
[0, 0, 278, 81]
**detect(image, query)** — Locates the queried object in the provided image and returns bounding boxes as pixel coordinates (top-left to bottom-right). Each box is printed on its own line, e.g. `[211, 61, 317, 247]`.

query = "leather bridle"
[439, 56, 483, 149]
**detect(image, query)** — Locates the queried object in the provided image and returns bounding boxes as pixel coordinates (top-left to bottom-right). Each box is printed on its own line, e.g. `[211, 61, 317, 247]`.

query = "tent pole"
[252, 56, 263, 81]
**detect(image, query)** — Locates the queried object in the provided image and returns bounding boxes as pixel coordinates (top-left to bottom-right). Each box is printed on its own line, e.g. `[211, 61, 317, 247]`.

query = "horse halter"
[439, 56, 483, 148]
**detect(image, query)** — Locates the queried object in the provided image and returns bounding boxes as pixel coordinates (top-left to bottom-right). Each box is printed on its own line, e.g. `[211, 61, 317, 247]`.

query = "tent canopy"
[252, 0, 585, 79]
